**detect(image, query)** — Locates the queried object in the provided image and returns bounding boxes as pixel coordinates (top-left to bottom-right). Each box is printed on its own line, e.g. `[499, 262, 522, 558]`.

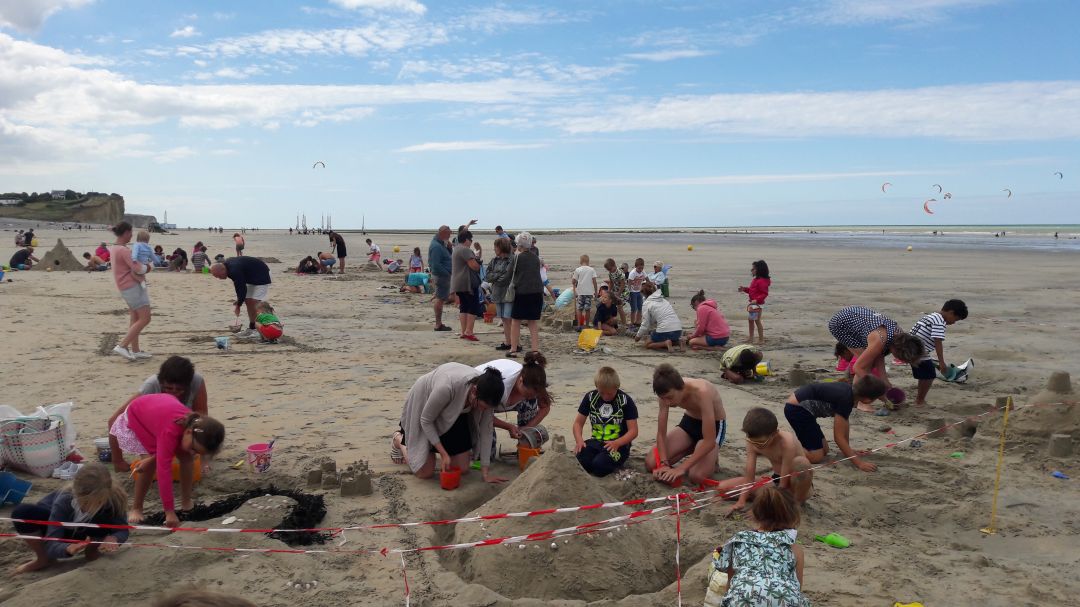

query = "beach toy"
[0, 471, 33, 506]
[518, 445, 541, 470]
[893, 603, 925, 607]
[578, 328, 602, 351]
[440, 466, 462, 490]
[1051, 470, 1069, 480]
[814, 533, 850, 548]
[93, 437, 112, 463]
[247, 443, 274, 474]
[874, 408, 890, 417]
[393, 246, 400, 253]
[885, 387, 906, 405]
[31, 238, 38, 247]
[950, 451, 965, 458]
[687, 245, 694, 251]
[470, 460, 482, 471]
[202, 266, 210, 274]
[46, 266, 53, 272]
[130, 456, 202, 483]
[215, 336, 230, 350]
[519, 425, 549, 449]
[0, 270, 5, 282]
[755, 361, 772, 376]
[906, 246, 913, 252]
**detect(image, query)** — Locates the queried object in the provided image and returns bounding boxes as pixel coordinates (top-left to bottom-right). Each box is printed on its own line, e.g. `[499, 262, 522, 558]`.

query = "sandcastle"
[32, 238, 85, 272]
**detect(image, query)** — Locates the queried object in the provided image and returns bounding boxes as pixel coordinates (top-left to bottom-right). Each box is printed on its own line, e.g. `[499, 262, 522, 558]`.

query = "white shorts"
[245, 284, 269, 301]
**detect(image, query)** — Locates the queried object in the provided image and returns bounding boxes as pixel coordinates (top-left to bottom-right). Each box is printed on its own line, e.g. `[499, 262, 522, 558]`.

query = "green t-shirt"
[256, 313, 279, 325]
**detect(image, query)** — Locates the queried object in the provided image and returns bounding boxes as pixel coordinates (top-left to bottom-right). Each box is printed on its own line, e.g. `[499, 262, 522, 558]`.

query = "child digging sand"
[708, 485, 810, 607]
[716, 407, 813, 515]
[645, 364, 727, 486]
[573, 367, 639, 476]
[10, 462, 129, 574]
[255, 301, 284, 343]
[110, 393, 225, 526]
[783, 376, 887, 473]
[909, 299, 969, 405]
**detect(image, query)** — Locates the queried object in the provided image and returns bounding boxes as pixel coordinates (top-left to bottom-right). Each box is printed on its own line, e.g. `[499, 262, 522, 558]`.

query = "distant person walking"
[329, 231, 347, 274]
[233, 233, 245, 256]
[110, 222, 152, 361]
[210, 257, 271, 339]
[429, 225, 454, 331]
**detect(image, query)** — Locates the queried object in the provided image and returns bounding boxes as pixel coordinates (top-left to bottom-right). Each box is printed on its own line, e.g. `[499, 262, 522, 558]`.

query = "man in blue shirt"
[428, 225, 453, 331]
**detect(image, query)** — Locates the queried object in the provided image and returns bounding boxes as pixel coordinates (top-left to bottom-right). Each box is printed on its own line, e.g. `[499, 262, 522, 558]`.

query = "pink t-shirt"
[110, 244, 144, 291]
[126, 393, 189, 512]
[691, 299, 730, 340]
[747, 277, 770, 305]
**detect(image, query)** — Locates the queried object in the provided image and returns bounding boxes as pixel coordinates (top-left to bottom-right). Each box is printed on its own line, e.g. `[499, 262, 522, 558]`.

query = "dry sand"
[1, 227, 1079, 606]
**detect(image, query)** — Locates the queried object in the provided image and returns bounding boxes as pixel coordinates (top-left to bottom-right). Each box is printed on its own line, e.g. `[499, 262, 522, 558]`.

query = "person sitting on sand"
[106, 355, 209, 472]
[83, 252, 109, 271]
[645, 364, 727, 486]
[593, 287, 621, 336]
[473, 354, 552, 453]
[191, 245, 210, 273]
[168, 247, 188, 271]
[720, 344, 764, 384]
[10, 463, 129, 575]
[634, 282, 683, 352]
[109, 393, 225, 526]
[573, 366, 639, 477]
[710, 485, 810, 607]
[95, 242, 111, 263]
[782, 377, 886, 473]
[255, 301, 283, 343]
[391, 362, 508, 484]
[827, 306, 923, 409]
[152, 245, 167, 267]
[297, 256, 320, 274]
[686, 290, 730, 350]
[716, 408, 813, 514]
[317, 251, 336, 273]
[9, 246, 38, 270]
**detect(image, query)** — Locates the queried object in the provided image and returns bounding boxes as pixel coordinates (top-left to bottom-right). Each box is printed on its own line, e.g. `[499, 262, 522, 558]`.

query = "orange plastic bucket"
[440, 466, 462, 490]
[518, 446, 541, 470]
[131, 455, 202, 483]
[483, 311, 495, 323]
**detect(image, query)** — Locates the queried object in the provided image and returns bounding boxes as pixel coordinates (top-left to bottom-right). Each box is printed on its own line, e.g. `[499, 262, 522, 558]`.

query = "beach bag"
[702, 547, 729, 607]
[577, 328, 602, 352]
[504, 254, 519, 303]
[1, 417, 68, 477]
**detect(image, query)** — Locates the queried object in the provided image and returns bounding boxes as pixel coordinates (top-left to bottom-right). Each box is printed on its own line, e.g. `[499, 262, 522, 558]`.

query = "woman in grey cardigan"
[508, 231, 544, 357]
[392, 363, 509, 484]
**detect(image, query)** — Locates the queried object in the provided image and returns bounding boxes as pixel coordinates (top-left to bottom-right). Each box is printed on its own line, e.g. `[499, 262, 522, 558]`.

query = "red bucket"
[440, 466, 462, 490]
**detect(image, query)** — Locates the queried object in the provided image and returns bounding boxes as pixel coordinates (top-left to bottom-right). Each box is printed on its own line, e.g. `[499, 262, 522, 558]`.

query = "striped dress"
[828, 306, 899, 350]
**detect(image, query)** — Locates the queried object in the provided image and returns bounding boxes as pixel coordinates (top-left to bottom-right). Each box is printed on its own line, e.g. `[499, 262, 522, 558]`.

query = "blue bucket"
[0, 471, 32, 506]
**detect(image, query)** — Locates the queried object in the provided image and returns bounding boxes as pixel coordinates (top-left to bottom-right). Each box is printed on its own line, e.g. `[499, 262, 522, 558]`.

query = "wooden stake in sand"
[981, 395, 1013, 535]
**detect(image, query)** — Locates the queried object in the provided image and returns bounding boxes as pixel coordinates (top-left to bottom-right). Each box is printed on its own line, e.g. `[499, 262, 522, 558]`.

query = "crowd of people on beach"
[3, 219, 971, 607]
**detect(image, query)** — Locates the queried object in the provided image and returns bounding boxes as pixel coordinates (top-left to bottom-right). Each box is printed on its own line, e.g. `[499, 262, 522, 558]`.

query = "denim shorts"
[705, 335, 730, 347]
[628, 291, 643, 312]
[495, 302, 513, 318]
[650, 330, 682, 343]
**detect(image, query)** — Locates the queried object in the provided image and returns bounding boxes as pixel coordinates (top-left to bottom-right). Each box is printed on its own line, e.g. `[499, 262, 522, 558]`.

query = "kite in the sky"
[923, 199, 936, 215]
[1003, 188, 1012, 198]
[1054, 171, 1064, 179]
[313, 161, 326, 169]
[943, 192, 952, 200]
[932, 184, 942, 193]
[881, 182, 892, 193]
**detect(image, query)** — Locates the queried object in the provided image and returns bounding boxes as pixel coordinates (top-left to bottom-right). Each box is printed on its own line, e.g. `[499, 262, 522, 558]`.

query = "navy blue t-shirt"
[793, 382, 855, 419]
[593, 301, 618, 325]
[577, 389, 638, 442]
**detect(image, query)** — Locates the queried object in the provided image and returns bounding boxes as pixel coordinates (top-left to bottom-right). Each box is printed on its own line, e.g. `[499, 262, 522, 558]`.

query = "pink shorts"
[110, 410, 149, 455]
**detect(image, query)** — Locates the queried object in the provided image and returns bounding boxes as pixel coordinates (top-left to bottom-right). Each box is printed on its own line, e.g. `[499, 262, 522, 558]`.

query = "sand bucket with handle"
[246, 439, 275, 474]
[440, 465, 462, 490]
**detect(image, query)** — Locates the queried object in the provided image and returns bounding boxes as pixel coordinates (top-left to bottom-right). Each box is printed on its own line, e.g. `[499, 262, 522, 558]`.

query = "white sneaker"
[237, 328, 259, 339]
[113, 345, 136, 361]
[52, 461, 83, 480]
[131, 351, 153, 359]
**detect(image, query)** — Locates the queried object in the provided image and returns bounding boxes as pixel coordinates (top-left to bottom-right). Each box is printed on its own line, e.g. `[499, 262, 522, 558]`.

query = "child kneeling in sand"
[645, 364, 727, 485]
[715, 407, 812, 515]
[110, 393, 225, 526]
[783, 377, 886, 473]
[573, 367, 639, 476]
[11, 463, 129, 574]
[706, 485, 810, 607]
[255, 301, 283, 342]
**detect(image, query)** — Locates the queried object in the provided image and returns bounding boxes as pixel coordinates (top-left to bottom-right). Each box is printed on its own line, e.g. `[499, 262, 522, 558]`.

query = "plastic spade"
[814, 533, 850, 548]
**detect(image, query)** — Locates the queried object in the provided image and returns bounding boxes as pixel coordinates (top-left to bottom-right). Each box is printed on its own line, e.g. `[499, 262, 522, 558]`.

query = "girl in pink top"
[738, 260, 771, 345]
[686, 290, 731, 350]
[110, 221, 152, 361]
[109, 393, 225, 527]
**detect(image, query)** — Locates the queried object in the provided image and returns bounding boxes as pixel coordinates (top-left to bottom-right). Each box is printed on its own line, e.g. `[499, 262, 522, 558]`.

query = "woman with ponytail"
[109, 393, 225, 527]
[11, 463, 130, 574]
[473, 351, 553, 449]
[392, 362, 509, 484]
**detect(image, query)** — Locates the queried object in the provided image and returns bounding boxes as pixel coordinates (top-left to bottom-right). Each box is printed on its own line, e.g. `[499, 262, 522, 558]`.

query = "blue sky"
[1, 0, 1078, 228]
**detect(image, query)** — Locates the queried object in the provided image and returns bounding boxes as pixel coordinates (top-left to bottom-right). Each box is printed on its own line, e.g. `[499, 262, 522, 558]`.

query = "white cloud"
[574, 170, 927, 188]
[815, 0, 1002, 25]
[397, 140, 549, 153]
[170, 25, 200, 39]
[330, 0, 426, 15]
[455, 6, 578, 34]
[623, 49, 711, 62]
[556, 82, 1080, 141]
[0, 0, 93, 32]
[294, 106, 375, 127]
[176, 22, 448, 58]
[152, 146, 197, 163]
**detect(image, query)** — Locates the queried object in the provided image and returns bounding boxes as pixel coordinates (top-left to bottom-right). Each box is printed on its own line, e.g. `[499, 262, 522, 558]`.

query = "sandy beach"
[2, 227, 1079, 606]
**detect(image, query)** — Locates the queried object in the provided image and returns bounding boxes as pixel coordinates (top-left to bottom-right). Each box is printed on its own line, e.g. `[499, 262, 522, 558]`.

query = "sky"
[1, 0, 1078, 229]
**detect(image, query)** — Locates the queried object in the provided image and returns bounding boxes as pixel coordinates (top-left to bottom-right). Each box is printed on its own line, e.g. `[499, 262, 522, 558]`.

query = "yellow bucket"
[755, 361, 772, 376]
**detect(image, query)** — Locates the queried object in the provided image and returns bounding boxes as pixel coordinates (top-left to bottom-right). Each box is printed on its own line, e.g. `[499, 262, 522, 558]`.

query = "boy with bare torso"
[645, 364, 727, 485]
[715, 407, 813, 515]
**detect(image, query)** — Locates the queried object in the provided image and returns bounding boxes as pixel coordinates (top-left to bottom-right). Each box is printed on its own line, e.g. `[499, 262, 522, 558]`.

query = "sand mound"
[32, 238, 84, 272]
[445, 451, 676, 601]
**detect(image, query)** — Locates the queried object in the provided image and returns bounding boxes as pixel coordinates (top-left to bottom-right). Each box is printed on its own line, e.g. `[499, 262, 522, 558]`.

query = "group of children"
[86, 232, 224, 274]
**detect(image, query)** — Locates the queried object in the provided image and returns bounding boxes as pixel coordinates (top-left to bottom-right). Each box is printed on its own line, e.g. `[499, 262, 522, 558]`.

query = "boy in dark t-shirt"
[573, 367, 639, 477]
[783, 377, 886, 472]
